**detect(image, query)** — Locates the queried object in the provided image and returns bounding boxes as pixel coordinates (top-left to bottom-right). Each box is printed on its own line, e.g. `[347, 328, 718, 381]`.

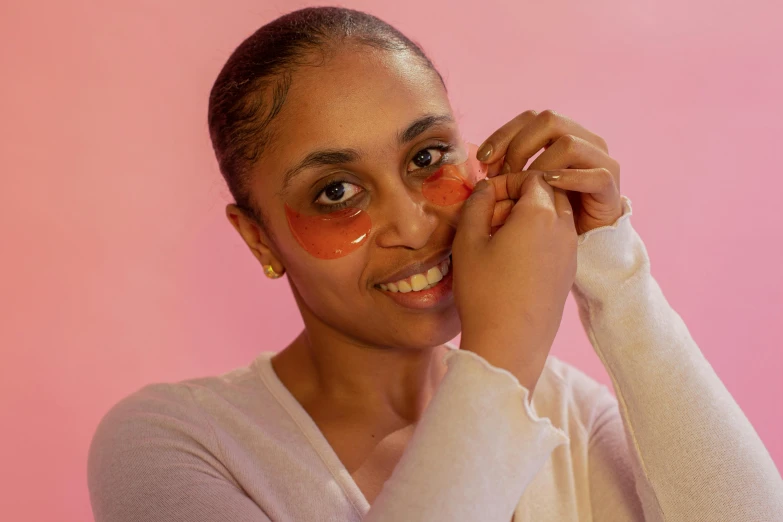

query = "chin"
[391, 309, 462, 350]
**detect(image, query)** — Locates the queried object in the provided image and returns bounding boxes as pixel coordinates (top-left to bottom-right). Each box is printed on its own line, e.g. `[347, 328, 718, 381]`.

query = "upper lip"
[375, 250, 452, 286]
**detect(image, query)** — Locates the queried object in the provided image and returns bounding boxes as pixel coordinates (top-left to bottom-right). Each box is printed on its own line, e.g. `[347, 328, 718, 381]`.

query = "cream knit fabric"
[88, 196, 783, 521]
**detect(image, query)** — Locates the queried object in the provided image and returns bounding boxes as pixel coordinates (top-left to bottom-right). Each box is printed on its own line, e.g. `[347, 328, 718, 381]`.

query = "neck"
[271, 326, 451, 425]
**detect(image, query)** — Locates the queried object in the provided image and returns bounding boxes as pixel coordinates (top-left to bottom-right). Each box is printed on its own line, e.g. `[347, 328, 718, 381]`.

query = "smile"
[378, 256, 451, 293]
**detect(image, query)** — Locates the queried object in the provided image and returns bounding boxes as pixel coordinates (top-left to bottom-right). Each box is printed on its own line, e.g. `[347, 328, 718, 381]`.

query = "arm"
[87, 384, 274, 522]
[365, 349, 569, 521]
[573, 195, 783, 520]
[586, 385, 645, 520]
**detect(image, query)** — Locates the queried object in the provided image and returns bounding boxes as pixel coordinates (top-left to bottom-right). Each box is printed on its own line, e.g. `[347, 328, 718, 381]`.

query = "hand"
[476, 110, 623, 235]
[452, 172, 577, 395]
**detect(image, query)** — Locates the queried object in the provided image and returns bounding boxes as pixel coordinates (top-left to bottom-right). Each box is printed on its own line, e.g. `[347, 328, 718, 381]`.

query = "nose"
[374, 184, 438, 250]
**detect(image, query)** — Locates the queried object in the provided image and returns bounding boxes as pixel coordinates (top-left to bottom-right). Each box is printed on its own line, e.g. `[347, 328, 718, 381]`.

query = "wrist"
[459, 332, 549, 394]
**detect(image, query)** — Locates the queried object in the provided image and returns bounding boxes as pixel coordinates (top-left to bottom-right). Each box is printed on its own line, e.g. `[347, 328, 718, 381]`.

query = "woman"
[87, 6, 783, 521]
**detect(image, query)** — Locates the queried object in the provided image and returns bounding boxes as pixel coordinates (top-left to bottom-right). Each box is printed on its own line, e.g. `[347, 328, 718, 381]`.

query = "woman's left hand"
[476, 109, 624, 235]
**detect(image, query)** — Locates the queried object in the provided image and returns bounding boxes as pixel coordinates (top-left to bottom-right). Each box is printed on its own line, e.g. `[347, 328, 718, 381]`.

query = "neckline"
[252, 341, 459, 516]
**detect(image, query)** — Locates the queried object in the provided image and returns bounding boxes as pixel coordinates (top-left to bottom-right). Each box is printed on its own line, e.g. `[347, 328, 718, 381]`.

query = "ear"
[225, 204, 285, 275]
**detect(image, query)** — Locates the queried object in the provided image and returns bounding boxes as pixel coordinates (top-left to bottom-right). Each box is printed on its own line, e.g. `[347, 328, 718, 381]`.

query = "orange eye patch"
[422, 164, 474, 206]
[284, 144, 486, 260]
[284, 205, 372, 260]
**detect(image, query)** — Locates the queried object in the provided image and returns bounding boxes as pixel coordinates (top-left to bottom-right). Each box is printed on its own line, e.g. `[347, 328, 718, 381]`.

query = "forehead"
[263, 47, 451, 166]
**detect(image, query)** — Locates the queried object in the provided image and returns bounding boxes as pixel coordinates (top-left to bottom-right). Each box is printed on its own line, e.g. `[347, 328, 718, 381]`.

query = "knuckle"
[539, 109, 559, 123]
[516, 109, 538, 121]
[598, 168, 616, 189]
[559, 134, 580, 151]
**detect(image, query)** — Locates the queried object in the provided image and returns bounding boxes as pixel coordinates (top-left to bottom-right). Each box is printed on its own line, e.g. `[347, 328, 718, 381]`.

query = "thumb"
[455, 179, 495, 248]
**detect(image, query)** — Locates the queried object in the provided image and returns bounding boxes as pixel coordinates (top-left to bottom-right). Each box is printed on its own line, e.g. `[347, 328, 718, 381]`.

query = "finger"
[488, 186, 572, 229]
[552, 187, 576, 231]
[454, 179, 495, 248]
[486, 170, 540, 201]
[468, 135, 504, 178]
[528, 134, 620, 185]
[484, 155, 506, 178]
[503, 110, 609, 172]
[543, 168, 621, 206]
[491, 200, 514, 228]
[475, 110, 538, 165]
[504, 171, 556, 227]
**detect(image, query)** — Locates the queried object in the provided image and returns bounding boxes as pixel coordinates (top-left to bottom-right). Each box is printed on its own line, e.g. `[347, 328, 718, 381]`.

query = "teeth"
[426, 267, 443, 285]
[410, 274, 428, 291]
[380, 256, 451, 293]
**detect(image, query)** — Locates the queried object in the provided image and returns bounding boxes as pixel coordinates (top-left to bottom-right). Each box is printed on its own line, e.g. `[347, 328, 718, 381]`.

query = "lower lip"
[378, 269, 454, 310]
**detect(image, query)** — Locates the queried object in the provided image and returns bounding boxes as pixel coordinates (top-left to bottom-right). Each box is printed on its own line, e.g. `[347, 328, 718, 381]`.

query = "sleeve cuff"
[577, 195, 634, 247]
[442, 349, 570, 448]
[573, 195, 651, 299]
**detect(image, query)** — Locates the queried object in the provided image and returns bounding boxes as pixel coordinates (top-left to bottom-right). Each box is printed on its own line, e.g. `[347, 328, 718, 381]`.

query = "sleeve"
[89, 355, 571, 522]
[586, 385, 645, 520]
[87, 384, 273, 522]
[364, 349, 570, 522]
[572, 195, 783, 521]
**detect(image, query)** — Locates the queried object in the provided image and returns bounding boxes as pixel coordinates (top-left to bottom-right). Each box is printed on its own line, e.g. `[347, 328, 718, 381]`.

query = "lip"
[375, 250, 452, 286]
[379, 268, 454, 310]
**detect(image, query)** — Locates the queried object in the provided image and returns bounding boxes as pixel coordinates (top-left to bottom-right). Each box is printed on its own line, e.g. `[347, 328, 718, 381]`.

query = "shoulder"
[90, 380, 202, 440]
[87, 381, 212, 482]
[86, 361, 283, 521]
[88, 362, 266, 452]
[532, 355, 618, 438]
[88, 362, 267, 477]
[86, 364, 272, 511]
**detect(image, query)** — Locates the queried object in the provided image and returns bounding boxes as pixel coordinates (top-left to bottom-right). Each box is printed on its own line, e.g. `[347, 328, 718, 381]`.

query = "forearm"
[458, 331, 552, 399]
[365, 348, 568, 522]
[573, 196, 783, 520]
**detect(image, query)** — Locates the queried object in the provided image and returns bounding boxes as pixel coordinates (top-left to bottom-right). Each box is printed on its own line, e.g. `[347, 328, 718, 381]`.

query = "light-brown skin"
[225, 43, 623, 506]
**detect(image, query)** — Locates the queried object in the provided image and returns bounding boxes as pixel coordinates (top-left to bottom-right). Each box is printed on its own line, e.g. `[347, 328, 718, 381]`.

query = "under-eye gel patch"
[284, 142, 486, 260]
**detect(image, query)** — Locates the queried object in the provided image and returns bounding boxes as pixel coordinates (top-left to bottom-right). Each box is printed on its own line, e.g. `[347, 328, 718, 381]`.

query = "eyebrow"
[280, 113, 454, 192]
[281, 148, 360, 192]
[398, 114, 454, 145]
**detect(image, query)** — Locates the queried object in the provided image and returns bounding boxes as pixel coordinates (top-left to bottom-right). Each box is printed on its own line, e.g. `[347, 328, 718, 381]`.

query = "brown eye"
[407, 148, 444, 172]
[316, 181, 362, 206]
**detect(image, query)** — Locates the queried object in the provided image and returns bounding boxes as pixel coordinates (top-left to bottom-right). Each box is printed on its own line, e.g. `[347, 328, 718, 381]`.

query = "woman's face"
[246, 46, 470, 350]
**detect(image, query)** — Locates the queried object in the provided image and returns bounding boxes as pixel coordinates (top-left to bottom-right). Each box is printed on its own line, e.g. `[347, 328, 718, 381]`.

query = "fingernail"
[477, 142, 493, 162]
[474, 179, 490, 191]
[544, 172, 561, 182]
[501, 162, 511, 174]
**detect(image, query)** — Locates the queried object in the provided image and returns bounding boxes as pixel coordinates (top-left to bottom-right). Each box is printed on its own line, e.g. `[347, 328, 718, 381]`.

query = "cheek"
[284, 145, 486, 259]
[284, 205, 372, 260]
[421, 149, 488, 207]
[422, 165, 473, 205]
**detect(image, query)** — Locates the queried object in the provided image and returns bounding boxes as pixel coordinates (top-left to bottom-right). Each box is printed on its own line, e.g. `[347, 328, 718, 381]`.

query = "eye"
[315, 181, 362, 206]
[407, 147, 445, 172]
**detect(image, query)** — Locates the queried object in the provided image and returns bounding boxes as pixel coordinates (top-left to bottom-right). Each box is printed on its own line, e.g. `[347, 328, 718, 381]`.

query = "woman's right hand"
[451, 171, 578, 395]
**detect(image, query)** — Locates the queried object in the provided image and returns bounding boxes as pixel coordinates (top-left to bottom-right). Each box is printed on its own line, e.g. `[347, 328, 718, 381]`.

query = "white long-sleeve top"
[87, 195, 783, 521]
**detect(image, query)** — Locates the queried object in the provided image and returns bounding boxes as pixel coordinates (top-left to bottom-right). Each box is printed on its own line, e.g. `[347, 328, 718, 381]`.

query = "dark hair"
[207, 6, 444, 227]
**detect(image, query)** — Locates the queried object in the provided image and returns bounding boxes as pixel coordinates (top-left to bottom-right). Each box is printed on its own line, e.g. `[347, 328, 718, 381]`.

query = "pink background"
[2, 0, 781, 519]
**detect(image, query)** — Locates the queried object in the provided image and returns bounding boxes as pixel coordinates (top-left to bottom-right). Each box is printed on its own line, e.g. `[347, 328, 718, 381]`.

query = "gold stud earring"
[263, 264, 283, 279]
